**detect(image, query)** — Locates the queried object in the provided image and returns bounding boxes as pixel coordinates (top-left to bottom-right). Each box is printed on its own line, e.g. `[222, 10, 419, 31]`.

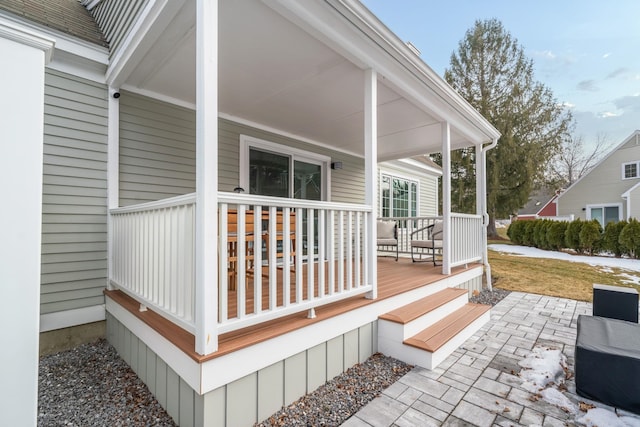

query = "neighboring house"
[557, 130, 640, 226]
[0, 1, 500, 426]
[515, 188, 562, 221]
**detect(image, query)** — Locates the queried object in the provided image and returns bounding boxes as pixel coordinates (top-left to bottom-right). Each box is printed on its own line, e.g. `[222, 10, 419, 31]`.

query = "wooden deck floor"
[105, 257, 477, 363]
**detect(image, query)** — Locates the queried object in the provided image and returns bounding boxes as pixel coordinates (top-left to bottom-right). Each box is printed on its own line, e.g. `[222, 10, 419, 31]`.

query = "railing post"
[364, 68, 377, 299]
[194, 0, 218, 355]
[441, 122, 452, 274]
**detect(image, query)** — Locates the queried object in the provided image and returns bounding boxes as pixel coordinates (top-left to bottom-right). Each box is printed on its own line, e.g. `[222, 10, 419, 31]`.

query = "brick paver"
[347, 291, 637, 426]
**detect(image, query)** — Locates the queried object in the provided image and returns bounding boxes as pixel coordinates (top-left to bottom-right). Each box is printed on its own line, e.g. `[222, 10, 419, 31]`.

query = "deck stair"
[378, 287, 490, 370]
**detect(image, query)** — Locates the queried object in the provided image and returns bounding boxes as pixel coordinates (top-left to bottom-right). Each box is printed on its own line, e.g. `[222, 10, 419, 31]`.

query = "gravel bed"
[38, 291, 503, 427]
[38, 338, 176, 427]
[470, 287, 511, 306]
[256, 353, 412, 426]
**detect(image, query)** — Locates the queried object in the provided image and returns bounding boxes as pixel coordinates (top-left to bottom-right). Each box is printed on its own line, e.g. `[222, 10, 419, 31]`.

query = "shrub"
[603, 220, 627, 257]
[620, 218, 640, 259]
[507, 220, 523, 244]
[565, 219, 584, 253]
[522, 220, 536, 246]
[579, 219, 602, 255]
[547, 221, 568, 250]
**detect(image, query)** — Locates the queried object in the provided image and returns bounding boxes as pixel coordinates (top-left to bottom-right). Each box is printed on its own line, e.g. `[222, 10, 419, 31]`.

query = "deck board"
[105, 257, 478, 363]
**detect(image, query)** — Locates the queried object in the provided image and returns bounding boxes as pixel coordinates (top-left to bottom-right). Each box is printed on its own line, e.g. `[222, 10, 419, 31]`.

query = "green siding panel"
[307, 343, 327, 393]
[284, 351, 307, 407]
[42, 69, 108, 316]
[119, 91, 197, 206]
[227, 373, 257, 427]
[257, 362, 284, 423]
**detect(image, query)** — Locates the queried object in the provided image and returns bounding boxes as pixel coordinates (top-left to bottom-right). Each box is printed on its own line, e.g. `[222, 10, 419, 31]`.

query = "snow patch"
[576, 407, 640, 427]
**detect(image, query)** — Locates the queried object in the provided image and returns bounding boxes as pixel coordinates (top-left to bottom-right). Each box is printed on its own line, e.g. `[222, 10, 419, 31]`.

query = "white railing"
[217, 192, 374, 333]
[110, 194, 197, 333]
[450, 213, 483, 267]
[377, 214, 484, 267]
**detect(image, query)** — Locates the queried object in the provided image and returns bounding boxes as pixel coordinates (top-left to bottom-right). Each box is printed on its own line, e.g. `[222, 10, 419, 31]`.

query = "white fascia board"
[0, 15, 55, 63]
[267, 0, 500, 145]
[396, 158, 443, 176]
[40, 305, 106, 332]
[621, 181, 640, 199]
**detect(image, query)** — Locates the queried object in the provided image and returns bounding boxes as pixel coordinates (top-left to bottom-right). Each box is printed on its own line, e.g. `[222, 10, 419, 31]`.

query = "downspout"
[480, 138, 498, 291]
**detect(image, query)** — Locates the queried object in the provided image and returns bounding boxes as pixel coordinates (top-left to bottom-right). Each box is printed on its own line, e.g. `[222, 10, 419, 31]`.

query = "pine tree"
[444, 19, 572, 236]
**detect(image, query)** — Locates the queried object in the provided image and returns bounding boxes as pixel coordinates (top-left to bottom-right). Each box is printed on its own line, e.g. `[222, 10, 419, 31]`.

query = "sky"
[362, 0, 640, 150]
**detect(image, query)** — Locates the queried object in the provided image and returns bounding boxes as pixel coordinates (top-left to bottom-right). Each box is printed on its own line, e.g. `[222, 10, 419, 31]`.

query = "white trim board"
[40, 305, 106, 332]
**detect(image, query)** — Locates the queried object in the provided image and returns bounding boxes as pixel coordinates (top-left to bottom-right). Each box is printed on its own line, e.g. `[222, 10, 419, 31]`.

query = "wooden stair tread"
[404, 303, 490, 352]
[379, 287, 468, 324]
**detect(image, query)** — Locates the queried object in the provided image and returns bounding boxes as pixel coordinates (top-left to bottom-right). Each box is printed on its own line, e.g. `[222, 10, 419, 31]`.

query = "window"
[623, 161, 640, 179]
[240, 135, 329, 201]
[587, 204, 622, 226]
[380, 174, 418, 218]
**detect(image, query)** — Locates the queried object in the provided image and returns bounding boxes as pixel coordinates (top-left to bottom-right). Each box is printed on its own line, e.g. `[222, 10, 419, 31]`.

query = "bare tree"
[547, 133, 611, 188]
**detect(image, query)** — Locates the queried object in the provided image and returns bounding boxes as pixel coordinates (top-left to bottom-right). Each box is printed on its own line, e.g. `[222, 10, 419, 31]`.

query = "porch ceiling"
[120, 0, 493, 160]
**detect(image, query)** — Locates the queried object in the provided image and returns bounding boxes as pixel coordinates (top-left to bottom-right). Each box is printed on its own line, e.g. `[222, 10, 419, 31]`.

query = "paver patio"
[346, 291, 638, 427]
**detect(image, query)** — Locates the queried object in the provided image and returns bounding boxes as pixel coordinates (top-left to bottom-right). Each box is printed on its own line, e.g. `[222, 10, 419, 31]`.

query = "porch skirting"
[106, 312, 377, 427]
[105, 266, 484, 426]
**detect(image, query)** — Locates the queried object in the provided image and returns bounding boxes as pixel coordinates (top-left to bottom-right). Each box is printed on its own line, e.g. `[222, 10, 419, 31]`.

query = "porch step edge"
[379, 287, 468, 324]
[404, 303, 491, 353]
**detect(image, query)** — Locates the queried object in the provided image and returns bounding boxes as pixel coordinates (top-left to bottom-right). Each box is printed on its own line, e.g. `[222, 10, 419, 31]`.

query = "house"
[0, 0, 500, 425]
[515, 187, 562, 221]
[557, 130, 640, 226]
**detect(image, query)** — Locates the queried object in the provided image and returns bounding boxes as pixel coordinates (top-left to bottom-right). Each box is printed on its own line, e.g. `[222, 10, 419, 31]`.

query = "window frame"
[239, 135, 330, 201]
[379, 171, 420, 219]
[622, 161, 640, 180]
[586, 203, 623, 226]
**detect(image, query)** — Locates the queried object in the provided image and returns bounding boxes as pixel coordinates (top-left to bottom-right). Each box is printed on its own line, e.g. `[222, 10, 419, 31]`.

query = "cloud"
[532, 50, 556, 60]
[606, 68, 629, 79]
[577, 80, 599, 92]
[560, 102, 575, 109]
[598, 111, 620, 118]
[613, 94, 640, 112]
[602, 52, 611, 59]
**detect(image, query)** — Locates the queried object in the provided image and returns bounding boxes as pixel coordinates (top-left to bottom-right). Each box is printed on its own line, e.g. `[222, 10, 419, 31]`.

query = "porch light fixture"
[331, 161, 343, 170]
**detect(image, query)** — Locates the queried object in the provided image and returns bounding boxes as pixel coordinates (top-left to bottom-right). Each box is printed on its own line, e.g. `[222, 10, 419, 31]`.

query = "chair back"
[377, 219, 397, 240]
[431, 221, 443, 239]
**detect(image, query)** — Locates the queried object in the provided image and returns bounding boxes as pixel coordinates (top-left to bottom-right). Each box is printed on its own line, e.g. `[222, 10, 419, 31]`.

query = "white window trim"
[239, 134, 331, 200]
[379, 171, 420, 218]
[621, 161, 640, 180]
[586, 203, 623, 223]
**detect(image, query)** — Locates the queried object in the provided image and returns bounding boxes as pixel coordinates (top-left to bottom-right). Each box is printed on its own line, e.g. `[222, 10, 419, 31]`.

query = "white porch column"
[441, 122, 452, 274]
[106, 87, 120, 290]
[195, 0, 218, 355]
[0, 20, 53, 427]
[364, 68, 377, 299]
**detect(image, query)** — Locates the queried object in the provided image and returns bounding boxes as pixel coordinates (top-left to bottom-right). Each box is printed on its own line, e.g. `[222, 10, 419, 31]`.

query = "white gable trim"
[558, 130, 640, 202]
[0, 16, 55, 63]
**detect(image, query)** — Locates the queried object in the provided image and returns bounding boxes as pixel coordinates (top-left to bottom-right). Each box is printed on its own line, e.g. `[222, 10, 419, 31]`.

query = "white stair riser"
[402, 294, 468, 339]
[427, 309, 491, 370]
[380, 309, 491, 370]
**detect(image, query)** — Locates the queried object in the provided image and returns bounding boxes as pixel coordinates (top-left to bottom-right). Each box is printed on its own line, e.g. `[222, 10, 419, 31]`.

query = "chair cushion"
[411, 240, 443, 249]
[377, 220, 396, 239]
[377, 238, 397, 246]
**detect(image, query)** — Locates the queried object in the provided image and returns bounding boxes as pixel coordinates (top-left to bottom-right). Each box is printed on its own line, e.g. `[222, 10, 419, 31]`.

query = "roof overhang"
[109, 0, 499, 160]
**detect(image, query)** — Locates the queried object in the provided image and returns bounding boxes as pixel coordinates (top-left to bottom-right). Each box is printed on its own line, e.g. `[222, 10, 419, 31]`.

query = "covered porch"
[104, 0, 500, 358]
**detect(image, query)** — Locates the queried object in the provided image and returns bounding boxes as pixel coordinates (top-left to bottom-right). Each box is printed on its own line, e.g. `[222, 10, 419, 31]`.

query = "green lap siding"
[118, 91, 365, 206]
[41, 69, 108, 316]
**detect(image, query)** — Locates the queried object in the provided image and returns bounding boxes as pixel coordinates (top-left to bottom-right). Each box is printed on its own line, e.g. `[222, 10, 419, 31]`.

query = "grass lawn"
[487, 230, 640, 302]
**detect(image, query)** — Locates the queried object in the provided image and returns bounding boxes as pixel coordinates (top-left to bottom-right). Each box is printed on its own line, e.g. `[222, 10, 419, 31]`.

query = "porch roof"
[111, 0, 500, 161]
